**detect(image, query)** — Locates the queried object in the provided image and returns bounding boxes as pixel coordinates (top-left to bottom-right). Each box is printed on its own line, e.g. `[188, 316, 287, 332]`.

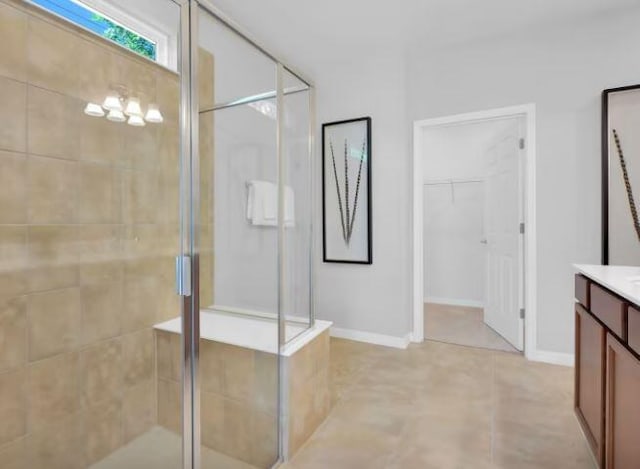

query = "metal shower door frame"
[176, 1, 315, 468]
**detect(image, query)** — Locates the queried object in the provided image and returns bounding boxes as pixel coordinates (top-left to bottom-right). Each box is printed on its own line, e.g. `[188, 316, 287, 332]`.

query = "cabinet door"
[575, 304, 606, 467]
[606, 334, 640, 469]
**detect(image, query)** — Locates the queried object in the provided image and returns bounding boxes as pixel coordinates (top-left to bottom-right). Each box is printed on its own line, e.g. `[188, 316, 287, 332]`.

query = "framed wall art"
[603, 85, 640, 264]
[322, 117, 372, 264]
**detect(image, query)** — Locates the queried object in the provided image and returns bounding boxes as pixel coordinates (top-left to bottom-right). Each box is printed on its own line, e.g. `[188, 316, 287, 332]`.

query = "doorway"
[412, 105, 537, 357]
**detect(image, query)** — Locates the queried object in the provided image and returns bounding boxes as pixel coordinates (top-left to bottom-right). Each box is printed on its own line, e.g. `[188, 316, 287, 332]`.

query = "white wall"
[312, 7, 640, 355]
[423, 183, 485, 306]
[313, 53, 412, 339]
[407, 9, 640, 354]
[421, 120, 513, 181]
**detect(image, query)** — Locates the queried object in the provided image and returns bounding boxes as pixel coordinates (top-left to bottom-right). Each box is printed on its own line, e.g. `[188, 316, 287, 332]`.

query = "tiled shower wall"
[0, 0, 199, 467]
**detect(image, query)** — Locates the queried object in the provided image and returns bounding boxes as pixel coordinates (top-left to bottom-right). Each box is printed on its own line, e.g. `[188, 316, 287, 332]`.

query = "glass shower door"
[0, 0, 186, 468]
[194, 4, 281, 468]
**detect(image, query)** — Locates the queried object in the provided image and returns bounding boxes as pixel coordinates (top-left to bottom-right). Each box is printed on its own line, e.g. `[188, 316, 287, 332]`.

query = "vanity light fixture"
[127, 114, 146, 127]
[85, 87, 162, 127]
[84, 102, 105, 117]
[144, 104, 163, 123]
[102, 94, 123, 112]
[124, 97, 143, 117]
[107, 109, 126, 122]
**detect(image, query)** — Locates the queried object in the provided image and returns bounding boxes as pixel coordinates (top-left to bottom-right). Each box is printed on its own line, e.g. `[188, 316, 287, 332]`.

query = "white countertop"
[574, 264, 640, 305]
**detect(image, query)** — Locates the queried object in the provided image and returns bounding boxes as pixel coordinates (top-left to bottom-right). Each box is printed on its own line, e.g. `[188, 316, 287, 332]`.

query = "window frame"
[28, 0, 177, 69]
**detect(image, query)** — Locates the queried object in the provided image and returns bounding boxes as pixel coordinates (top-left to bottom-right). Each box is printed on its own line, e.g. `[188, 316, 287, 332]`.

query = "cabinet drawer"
[575, 274, 590, 308]
[627, 306, 640, 355]
[590, 283, 626, 339]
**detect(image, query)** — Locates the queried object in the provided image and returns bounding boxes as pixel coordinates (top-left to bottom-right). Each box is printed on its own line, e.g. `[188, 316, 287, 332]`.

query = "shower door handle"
[175, 255, 192, 296]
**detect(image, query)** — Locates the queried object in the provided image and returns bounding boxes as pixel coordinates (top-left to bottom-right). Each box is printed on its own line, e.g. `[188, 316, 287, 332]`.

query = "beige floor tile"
[388, 413, 493, 469]
[89, 426, 257, 469]
[425, 302, 518, 352]
[493, 351, 574, 404]
[290, 418, 398, 469]
[287, 337, 593, 469]
[493, 426, 594, 469]
[328, 392, 413, 436]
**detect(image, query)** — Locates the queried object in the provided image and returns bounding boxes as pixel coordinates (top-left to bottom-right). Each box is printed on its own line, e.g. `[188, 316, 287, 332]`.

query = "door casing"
[412, 104, 537, 359]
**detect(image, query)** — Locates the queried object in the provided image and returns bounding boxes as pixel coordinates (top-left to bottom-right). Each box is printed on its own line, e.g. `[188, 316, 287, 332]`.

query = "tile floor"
[425, 303, 518, 353]
[90, 336, 593, 469]
[283, 338, 595, 469]
[90, 426, 258, 469]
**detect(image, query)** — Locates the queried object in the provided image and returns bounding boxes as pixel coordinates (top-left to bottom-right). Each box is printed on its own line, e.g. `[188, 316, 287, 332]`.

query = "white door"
[483, 119, 524, 351]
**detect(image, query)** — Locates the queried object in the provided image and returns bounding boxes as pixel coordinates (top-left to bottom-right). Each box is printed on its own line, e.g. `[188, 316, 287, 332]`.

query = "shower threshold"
[89, 426, 258, 469]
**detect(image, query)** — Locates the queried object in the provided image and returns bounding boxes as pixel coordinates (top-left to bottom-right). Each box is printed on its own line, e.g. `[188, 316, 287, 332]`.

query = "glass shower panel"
[281, 69, 313, 340]
[0, 1, 185, 468]
[197, 6, 280, 469]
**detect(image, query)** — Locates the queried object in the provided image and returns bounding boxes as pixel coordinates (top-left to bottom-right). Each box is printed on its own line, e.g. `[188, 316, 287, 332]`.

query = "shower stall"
[0, 1, 326, 468]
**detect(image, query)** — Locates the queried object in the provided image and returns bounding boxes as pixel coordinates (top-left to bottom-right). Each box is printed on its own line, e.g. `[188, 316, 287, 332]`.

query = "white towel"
[247, 180, 277, 226]
[284, 186, 295, 227]
[246, 180, 295, 227]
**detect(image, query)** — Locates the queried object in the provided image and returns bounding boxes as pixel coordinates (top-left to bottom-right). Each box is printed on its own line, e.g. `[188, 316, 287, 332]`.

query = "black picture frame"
[322, 117, 372, 264]
[602, 84, 640, 264]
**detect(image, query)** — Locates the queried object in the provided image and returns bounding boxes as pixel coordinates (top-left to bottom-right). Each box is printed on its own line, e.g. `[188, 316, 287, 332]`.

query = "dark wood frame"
[321, 117, 372, 264]
[601, 84, 640, 264]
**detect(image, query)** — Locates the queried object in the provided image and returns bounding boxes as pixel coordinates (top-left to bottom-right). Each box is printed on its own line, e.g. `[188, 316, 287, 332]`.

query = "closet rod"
[423, 178, 483, 186]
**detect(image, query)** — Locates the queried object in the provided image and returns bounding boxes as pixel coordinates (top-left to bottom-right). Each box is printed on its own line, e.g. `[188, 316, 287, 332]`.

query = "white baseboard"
[330, 327, 411, 349]
[529, 349, 574, 367]
[425, 296, 484, 308]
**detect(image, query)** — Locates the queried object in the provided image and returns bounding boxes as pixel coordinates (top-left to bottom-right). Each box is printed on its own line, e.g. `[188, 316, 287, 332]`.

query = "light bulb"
[102, 94, 122, 111]
[106, 109, 126, 122]
[124, 97, 143, 117]
[127, 114, 145, 127]
[144, 104, 163, 123]
[84, 102, 105, 117]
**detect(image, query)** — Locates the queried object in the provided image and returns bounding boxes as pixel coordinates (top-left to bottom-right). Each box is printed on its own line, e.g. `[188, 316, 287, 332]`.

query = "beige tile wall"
[0, 1, 182, 467]
[287, 330, 331, 457]
[156, 331, 279, 468]
[199, 46, 215, 308]
[156, 329, 331, 467]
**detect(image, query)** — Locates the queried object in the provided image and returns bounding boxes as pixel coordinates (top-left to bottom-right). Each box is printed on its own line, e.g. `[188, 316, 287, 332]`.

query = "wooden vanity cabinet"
[605, 334, 640, 469]
[575, 272, 640, 469]
[575, 303, 606, 467]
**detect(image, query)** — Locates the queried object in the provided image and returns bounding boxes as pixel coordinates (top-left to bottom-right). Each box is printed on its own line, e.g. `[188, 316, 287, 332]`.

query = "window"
[29, 0, 172, 67]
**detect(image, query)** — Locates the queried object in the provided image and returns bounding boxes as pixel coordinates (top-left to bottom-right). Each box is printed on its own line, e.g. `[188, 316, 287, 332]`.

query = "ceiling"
[207, 0, 639, 71]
